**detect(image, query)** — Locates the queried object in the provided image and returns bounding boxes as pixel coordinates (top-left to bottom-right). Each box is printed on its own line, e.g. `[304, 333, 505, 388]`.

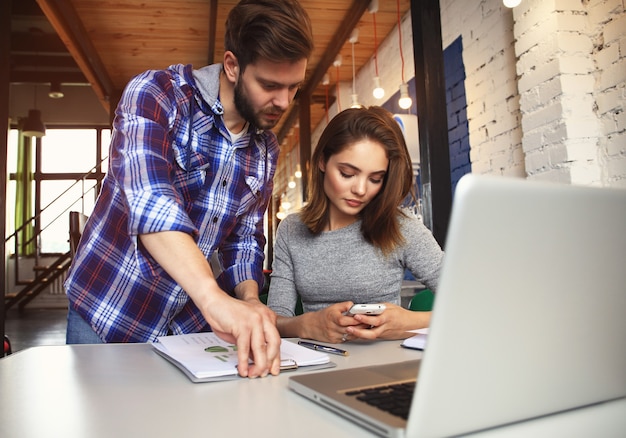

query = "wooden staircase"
[4, 252, 73, 311]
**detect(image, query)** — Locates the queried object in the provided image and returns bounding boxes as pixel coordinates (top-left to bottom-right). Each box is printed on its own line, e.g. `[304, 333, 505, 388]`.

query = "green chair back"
[408, 289, 434, 312]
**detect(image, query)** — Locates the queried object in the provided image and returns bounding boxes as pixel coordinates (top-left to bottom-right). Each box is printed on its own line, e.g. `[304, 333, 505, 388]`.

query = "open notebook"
[153, 332, 334, 382]
[289, 174, 626, 437]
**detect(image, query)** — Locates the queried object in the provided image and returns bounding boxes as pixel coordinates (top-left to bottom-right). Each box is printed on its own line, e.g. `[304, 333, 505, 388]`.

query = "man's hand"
[139, 231, 280, 378]
[200, 291, 281, 378]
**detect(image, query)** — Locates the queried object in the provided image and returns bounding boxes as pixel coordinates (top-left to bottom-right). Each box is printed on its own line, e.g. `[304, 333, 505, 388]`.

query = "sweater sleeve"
[401, 215, 445, 292]
[267, 215, 300, 317]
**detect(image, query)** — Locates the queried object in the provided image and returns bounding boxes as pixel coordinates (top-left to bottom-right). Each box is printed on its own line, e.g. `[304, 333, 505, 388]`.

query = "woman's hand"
[296, 301, 370, 343]
[345, 303, 431, 341]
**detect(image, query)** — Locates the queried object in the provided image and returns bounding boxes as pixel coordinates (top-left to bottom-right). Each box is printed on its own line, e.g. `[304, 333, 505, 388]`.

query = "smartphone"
[345, 303, 386, 316]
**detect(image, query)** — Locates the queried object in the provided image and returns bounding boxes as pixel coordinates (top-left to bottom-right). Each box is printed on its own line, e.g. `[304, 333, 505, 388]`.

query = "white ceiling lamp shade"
[22, 109, 46, 138]
[22, 85, 46, 138]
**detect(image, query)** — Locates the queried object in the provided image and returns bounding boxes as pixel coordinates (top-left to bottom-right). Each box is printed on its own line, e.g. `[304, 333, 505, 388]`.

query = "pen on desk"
[298, 341, 349, 357]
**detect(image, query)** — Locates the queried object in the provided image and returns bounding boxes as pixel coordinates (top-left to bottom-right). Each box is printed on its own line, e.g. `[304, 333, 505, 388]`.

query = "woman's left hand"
[345, 303, 431, 340]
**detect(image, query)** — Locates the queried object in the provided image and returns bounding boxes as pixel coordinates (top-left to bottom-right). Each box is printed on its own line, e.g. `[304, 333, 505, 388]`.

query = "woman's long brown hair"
[300, 106, 415, 255]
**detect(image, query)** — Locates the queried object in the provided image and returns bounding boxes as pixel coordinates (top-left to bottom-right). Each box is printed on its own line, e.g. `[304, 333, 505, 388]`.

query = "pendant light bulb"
[350, 94, 363, 109]
[276, 206, 286, 220]
[503, 0, 522, 7]
[349, 29, 362, 109]
[398, 83, 412, 110]
[372, 76, 385, 99]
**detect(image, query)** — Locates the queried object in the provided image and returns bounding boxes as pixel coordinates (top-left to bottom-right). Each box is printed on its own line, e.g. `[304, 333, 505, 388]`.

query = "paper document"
[401, 328, 429, 350]
[153, 332, 334, 382]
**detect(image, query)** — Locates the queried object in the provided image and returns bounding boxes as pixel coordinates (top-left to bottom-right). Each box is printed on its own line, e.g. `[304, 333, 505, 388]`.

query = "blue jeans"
[66, 308, 104, 344]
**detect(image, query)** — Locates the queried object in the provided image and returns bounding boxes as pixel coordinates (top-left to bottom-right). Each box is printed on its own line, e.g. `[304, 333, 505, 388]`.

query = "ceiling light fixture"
[322, 73, 330, 124]
[287, 148, 296, 189]
[22, 110, 46, 138]
[48, 82, 64, 99]
[396, 0, 412, 110]
[23, 85, 46, 138]
[503, 0, 522, 7]
[294, 125, 302, 179]
[276, 205, 286, 220]
[369, 0, 385, 100]
[281, 192, 292, 211]
[333, 55, 342, 112]
[349, 28, 363, 109]
[398, 83, 412, 110]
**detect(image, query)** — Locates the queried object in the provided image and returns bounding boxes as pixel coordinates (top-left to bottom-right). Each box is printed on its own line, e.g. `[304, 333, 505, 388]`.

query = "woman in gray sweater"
[267, 106, 444, 344]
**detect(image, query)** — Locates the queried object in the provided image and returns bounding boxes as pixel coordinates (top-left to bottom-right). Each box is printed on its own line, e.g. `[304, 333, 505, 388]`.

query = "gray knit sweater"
[267, 211, 444, 317]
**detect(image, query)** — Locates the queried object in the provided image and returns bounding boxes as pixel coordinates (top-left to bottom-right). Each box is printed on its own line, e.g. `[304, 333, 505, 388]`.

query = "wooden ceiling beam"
[36, 0, 114, 109]
[301, 0, 370, 98]
[11, 53, 79, 69]
[10, 70, 87, 85]
[277, 0, 370, 143]
[10, 32, 68, 53]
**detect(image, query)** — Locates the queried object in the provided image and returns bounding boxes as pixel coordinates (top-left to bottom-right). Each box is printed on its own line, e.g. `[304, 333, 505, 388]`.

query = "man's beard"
[233, 79, 282, 131]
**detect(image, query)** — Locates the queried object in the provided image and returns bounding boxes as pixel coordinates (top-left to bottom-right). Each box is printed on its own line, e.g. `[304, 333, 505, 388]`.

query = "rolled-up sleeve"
[217, 137, 277, 292]
[110, 70, 197, 278]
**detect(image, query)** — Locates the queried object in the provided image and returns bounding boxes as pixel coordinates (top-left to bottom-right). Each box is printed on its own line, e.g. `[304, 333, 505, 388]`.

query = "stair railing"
[4, 159, 106, 290]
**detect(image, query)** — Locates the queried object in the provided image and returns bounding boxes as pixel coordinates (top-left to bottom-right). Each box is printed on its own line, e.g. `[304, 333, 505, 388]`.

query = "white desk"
[1, 340, 625, 438]
[0, 339, 418, 438]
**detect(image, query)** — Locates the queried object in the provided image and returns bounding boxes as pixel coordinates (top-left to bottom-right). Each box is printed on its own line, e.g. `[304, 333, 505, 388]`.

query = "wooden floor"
[2, 284, 424, 355]
[4, 308, 68, 354]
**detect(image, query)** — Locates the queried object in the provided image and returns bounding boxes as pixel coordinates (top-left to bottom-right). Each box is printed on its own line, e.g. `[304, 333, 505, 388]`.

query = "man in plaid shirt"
[65, 0, 313, 378]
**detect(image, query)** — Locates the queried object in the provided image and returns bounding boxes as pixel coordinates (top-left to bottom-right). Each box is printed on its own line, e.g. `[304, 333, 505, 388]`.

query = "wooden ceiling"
[10, 0, 410, 142]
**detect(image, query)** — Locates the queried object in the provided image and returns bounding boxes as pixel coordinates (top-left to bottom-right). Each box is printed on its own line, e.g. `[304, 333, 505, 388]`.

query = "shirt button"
[213, 217, 218, 223]
[222, 180, 227, 187]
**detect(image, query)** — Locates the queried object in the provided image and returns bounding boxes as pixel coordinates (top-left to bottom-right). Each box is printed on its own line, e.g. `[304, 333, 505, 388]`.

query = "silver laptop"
[288, 174, 626, 437]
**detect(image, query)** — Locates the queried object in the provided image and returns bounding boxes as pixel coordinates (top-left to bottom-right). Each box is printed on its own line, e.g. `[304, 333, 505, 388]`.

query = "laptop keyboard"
[345, 381, 416, 420]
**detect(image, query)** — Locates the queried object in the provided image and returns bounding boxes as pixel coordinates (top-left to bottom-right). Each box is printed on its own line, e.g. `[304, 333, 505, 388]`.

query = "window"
[7, 127, 110, 255]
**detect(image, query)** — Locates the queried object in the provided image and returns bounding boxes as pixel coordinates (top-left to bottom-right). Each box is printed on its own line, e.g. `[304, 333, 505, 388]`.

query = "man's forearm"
[234, 279, 261, 302]
[139, 230, 224, 309]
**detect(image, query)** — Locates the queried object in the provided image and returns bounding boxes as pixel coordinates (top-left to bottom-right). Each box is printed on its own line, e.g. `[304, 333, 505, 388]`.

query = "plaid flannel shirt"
[65, 64, 278, 342]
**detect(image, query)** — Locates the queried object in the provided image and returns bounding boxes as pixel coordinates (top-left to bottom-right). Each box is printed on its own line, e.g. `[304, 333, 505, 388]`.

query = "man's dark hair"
[224, 0, 314, 71]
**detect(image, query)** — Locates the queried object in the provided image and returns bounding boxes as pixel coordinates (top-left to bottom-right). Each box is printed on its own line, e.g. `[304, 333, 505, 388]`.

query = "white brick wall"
[514, 0, 625, 186]
[441, 0, 525, 177]
[590, 0, 626, 188]
[311, 0, 625, 187]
